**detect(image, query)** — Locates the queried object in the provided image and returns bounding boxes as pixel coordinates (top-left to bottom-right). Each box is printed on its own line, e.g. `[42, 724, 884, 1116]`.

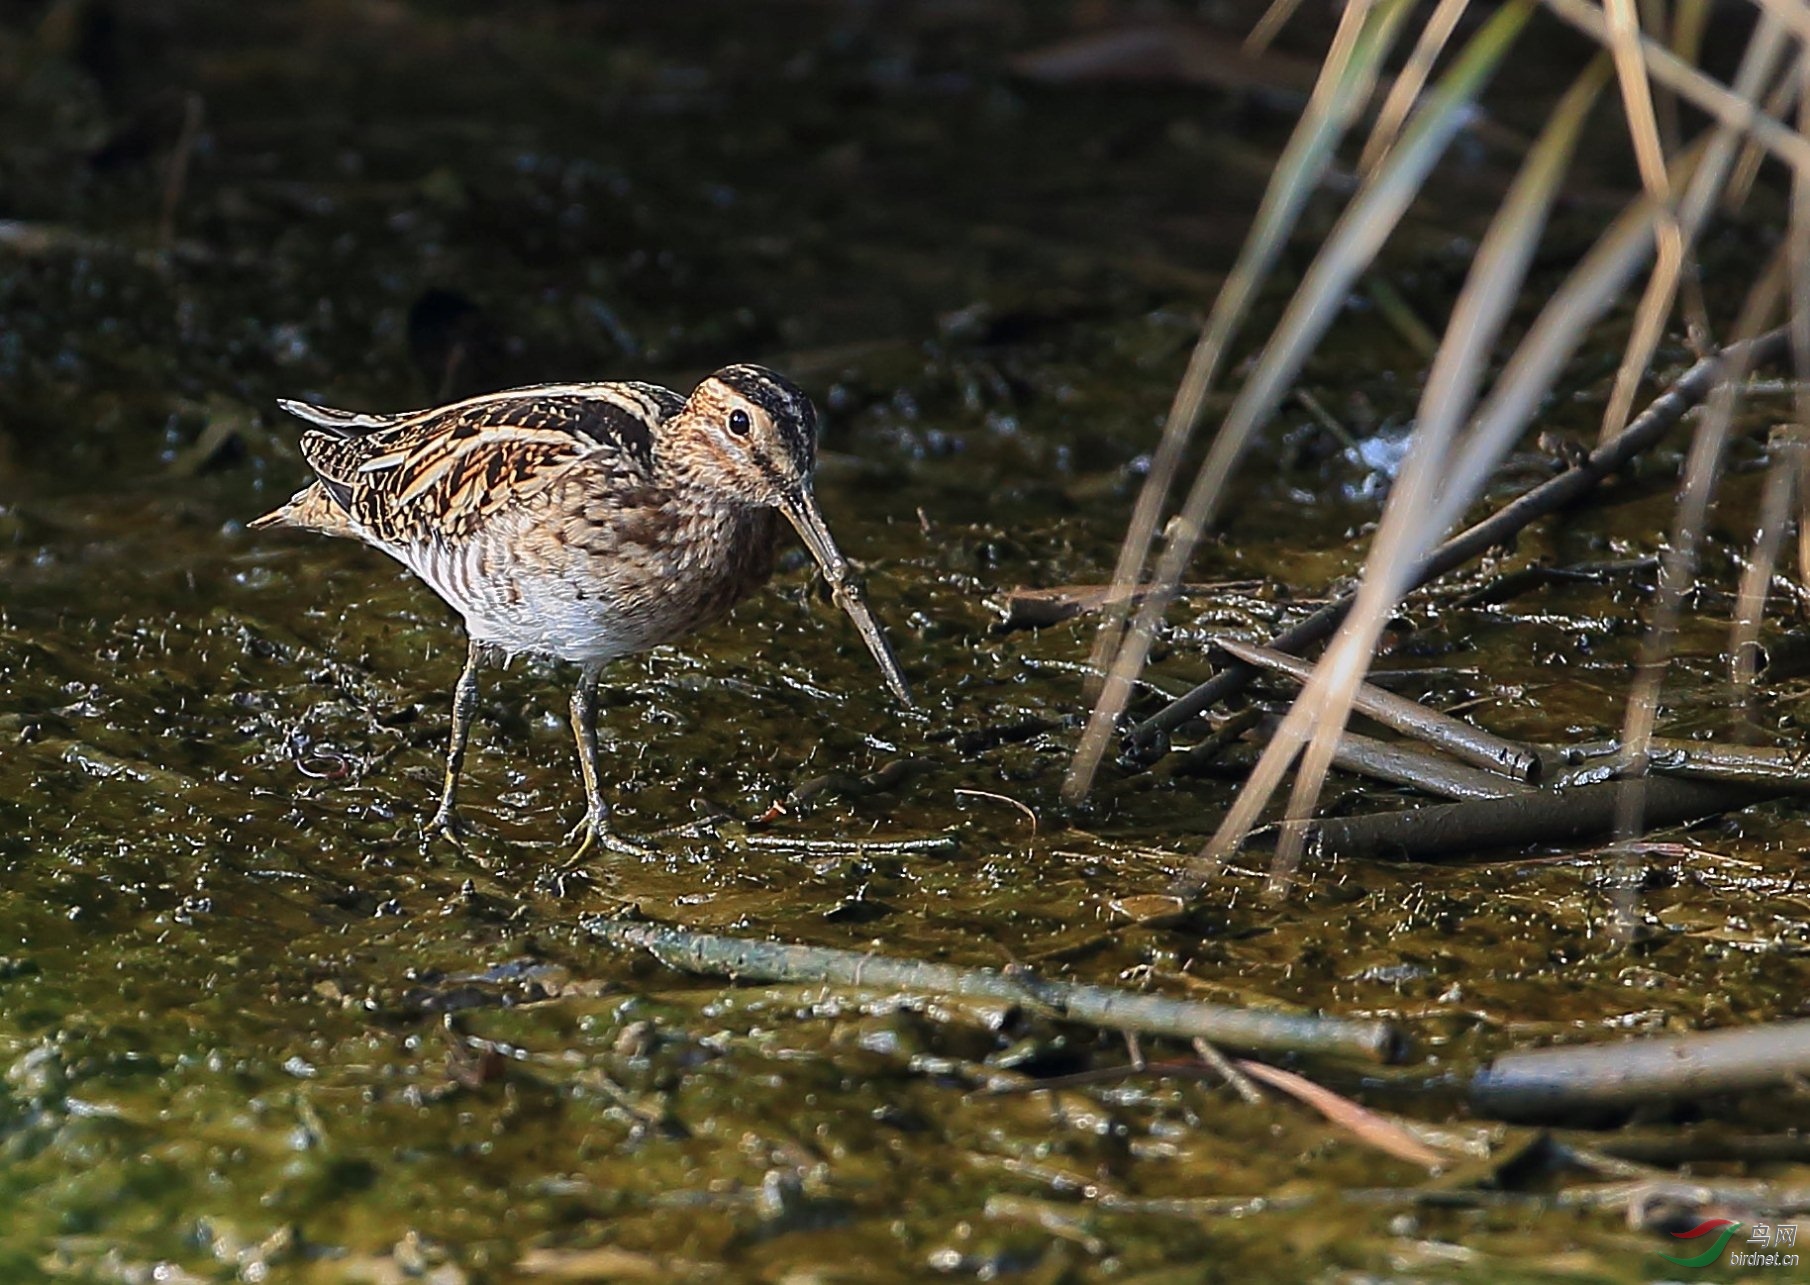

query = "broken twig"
[1554, 738, 1810, 790]
[582, 919, 1405, 1063]
[1470, 1018, 1810, 1121]
[1217, 635, 1543, 782]
[1125, 327, 1792, 764]
[1282, 719, 1533, 801]
[1309, 777, 1776, 862]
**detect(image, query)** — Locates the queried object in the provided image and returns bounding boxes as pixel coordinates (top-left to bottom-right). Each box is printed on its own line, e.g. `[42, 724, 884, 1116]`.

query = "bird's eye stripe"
[727, 408, 752, 436]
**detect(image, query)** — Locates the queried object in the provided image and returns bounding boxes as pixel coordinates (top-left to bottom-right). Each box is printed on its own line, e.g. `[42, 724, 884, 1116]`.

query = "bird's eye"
[727, 408, 752, 437]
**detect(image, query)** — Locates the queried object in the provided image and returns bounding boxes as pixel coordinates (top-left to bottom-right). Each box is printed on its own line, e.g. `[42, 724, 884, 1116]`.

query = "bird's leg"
[566, 662, 648, 859]
[424, 639, 484, 845]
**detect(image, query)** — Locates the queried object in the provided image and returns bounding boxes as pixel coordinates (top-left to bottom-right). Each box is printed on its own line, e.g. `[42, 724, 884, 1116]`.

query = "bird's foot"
[423, 805, 471, 848]
[564, 807, 654, 863]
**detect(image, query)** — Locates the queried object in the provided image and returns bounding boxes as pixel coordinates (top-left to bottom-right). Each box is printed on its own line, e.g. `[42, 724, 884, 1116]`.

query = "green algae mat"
[3, 3, 1808, 1280]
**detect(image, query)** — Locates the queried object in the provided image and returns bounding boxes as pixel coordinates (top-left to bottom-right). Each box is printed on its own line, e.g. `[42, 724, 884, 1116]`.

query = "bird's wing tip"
[277, 397, 400, 433]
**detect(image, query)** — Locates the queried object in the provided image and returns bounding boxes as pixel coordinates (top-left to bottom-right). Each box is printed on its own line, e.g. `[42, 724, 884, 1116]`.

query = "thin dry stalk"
[1245, 0, 1312, 55]
[1611, 252, 1788, 941]
[1541, 0, 1810, 176]
[1722, 47, 1804, 214]
[1072, 0, 1411, 792]
[1191, 55, 1605, 890]
[1357, 0, 1471, 174]
[1234, 1059, 1450, 1168]
[1193, 1038, 1265, 1105]
[1604, 13, 1796, 434]
[1730, 432, 1807, 702]
[1750, 0, 1810, 49]
[159, 92, 204, 251]
[1598, 0, 1689, 440]
[1798, 53, 1810, 587]
[1669, 0, 1712, 67]
[1638, 0, 1683, 162]
[1067, 0, 1527, 805]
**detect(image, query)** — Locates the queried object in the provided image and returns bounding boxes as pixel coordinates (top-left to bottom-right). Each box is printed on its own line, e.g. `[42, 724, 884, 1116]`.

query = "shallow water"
[3, 3, 1808, 1281]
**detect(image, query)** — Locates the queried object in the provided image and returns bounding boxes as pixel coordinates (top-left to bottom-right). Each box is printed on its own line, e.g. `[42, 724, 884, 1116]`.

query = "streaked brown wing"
[295, 384, 680, 544]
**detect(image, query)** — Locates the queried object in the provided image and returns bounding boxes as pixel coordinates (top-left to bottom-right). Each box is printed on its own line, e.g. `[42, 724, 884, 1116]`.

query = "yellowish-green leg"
[424, 639, 483, 844]
[567, 662, 648, 858]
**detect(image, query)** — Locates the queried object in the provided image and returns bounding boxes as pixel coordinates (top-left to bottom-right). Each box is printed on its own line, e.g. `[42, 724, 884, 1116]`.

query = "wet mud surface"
[2, 2, 1807, 1280]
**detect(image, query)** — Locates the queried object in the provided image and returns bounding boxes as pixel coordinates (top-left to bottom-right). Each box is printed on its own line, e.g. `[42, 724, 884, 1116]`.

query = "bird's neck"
[652, 439, 745, 508]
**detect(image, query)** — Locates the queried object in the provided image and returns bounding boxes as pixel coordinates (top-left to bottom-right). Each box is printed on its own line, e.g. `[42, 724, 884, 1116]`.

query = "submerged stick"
[1125, 327, 1792, 764]
[1217, 636, 1543, 781]
[737, 833, 960, 856]
[583, 919, 1406, 1063]
[1310, 777, 1774, 862]
[1470, 1019, 1810, 1121]
[1553, 737, 1810, 790]
[1449, 556, 1658, 606]
[1296, 721, 1532, 801]
[1586, 1130, 1810, 1166]
[994, 582, 1261, 632]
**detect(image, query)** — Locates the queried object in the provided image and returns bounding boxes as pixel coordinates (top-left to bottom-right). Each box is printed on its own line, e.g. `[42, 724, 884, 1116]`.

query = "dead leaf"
[1236, 1059, 1449, 1169]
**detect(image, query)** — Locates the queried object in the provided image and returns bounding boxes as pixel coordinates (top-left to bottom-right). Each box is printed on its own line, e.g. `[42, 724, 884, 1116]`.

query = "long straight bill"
[778, 489, 913, 707]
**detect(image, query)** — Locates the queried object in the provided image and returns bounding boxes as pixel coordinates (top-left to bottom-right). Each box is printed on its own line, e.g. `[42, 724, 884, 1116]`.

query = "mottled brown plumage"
[252, 365, 911, 855]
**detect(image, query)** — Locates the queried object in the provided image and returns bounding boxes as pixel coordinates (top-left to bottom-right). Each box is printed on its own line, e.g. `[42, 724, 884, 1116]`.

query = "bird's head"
[671, 364, 911, 706]
[672, 364, 818, 508]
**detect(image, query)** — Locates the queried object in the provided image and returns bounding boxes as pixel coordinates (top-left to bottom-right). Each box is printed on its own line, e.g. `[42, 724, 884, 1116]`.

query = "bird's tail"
[248, 484, 354, 536]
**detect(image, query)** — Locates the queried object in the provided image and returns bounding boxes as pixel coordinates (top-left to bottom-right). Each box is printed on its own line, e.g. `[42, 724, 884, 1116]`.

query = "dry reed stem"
[1068, 0, 1415, 800]
[1206, 54, 1603, 890]
[1610, 252, 1788, 943]
[1357, 0, 1470, 174]
[1730, 432, 1806, 704]
[1069, 0, 1517, 805]
[1599, 0, 1689, 440]
[1542, 0, 1810, 176]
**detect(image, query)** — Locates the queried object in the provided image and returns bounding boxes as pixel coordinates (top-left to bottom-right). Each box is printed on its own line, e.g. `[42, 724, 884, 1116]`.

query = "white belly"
[375, 501, 771, 664]
[379, 536, 636, 663]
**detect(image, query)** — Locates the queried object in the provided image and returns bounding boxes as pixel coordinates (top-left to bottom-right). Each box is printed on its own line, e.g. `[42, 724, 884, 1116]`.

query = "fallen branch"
[940, 716, 1070, 757]
[737, 833, 960, 856]
[1309, 777, 1776, 862]
[1085, 1179, 1810, 1218]
[1217, 635, 1543, 782]
[1554, 737, 1810, 790]
[1584, 1129, 1810, 1167]
[1172, 709, 1523, 800]
[1448, 556, 1658, 607]
[582, 919, 1406, 1063]
[1470, 1019, 1810, 1122]
[1289, 720, 1533, 801]
[1124, 327, 1792, 764]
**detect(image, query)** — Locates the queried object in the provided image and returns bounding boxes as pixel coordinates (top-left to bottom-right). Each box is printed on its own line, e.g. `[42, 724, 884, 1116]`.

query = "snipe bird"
[251, 365, 912, 856]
